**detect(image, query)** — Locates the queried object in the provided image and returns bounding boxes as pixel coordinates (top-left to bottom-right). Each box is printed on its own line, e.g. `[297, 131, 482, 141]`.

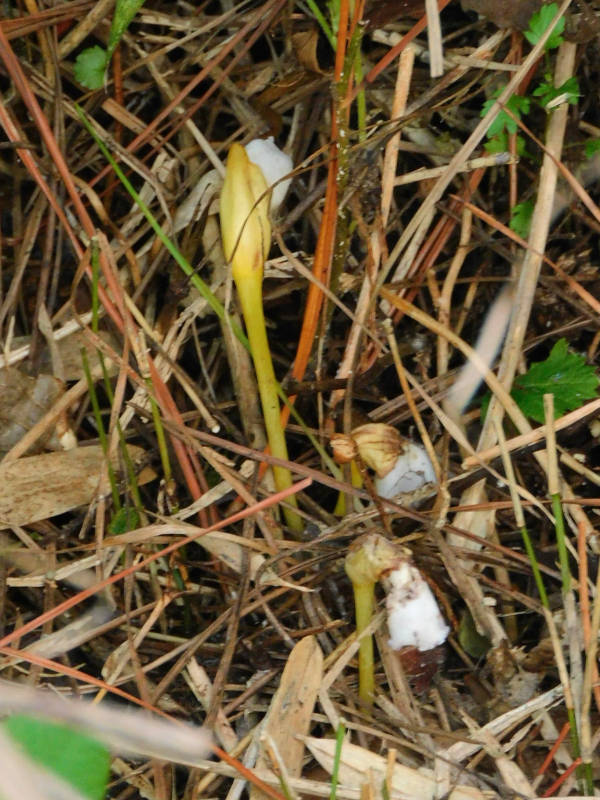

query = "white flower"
[385, 562, 449, 651]
[375, 441, 436, 498]
[245, 137, 292, 212]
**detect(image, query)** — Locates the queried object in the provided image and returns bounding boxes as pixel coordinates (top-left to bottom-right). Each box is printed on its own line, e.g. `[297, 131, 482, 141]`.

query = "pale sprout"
[346, 534, 449, 664]
[245, 136, 293, 212]
[219, 139, 301, 530]
[384, 561, 449, 652]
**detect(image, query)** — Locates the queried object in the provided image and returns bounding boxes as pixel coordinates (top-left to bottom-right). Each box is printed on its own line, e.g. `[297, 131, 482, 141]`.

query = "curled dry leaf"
[291, 26, 323, 74]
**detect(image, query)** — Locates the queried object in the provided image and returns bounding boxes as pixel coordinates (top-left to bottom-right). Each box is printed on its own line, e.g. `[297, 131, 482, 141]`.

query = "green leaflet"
[512, 339, 599, 423]
[74, 0, 146, 89]
[4, 716, 110, 800]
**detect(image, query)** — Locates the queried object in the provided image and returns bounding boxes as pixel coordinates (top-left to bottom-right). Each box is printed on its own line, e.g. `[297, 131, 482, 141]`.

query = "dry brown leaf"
[0, 369, 66, 453]
[364, 0, 426, 28]
[292, 27, 323, 74]
[460, 0, 543, 30]
[252, 636, 323, 800]
[8, 328, 120, 381]
[303, 736, 487, 800]
[0, 444, 152, 526]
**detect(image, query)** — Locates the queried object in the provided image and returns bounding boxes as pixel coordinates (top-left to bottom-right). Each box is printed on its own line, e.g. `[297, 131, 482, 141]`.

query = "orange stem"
[279, 138, 338, 431]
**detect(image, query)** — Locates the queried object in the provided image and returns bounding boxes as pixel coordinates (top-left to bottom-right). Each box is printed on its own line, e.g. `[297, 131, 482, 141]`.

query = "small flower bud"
[350, 423, 404, 478]
[344, 534, 402, 586]
[220, 143, 271, 280]
[330, 433, 358, 465]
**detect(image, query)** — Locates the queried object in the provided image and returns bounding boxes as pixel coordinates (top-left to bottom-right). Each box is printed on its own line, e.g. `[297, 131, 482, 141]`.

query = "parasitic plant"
[220, 142, 301, 531]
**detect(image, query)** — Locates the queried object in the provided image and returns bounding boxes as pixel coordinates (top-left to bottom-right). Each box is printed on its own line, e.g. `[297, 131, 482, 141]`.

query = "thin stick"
[381, 46, 415, 226]
[383, 319, 440, 484]
[424, 0, 443, 78]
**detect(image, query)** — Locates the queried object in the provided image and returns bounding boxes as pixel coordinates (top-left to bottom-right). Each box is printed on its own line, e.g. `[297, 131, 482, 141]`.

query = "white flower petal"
[245, 137, 293, 211]
[385, 562, 449, 651]
[375, 442, 436, 498]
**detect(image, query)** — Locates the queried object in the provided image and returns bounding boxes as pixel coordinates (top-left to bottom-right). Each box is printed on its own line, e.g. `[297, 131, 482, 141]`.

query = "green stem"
[305, 0, 335, 47]
[330, 722, 346, 800]
[235, 275, 302, 532]
[80, 348, 120, 509]
[352, 580, 375, 705]
[519, 523, 549, 608]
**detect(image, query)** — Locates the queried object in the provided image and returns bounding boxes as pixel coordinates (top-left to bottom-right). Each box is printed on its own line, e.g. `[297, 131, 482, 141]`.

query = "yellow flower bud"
[220, 142, 271, 279]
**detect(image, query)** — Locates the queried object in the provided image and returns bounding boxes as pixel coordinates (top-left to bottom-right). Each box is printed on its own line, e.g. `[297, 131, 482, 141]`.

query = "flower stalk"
[344, 535, 397, 705]
[344, 545, 376, 704]
[351, 571, 376, 704]
[220, 143, 301, 532]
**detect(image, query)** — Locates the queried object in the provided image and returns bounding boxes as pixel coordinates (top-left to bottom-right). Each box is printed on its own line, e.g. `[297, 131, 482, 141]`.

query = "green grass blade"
[329, 721, 345, 800]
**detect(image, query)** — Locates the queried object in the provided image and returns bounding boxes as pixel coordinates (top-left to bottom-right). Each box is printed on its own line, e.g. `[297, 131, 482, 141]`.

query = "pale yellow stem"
[235, 275, 302, 532]
[353, 580, 375, 705]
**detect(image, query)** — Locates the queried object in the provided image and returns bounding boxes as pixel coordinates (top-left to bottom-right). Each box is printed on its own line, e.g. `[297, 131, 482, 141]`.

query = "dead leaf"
[8, 328, 120, 381]
[252, 636, 323, 800]
[0, 445, 152, 527]
[460, 0, 543, 30]
[364, 0, 426, 28]
[292, 27, 323, 74]
[303, 736, 487, 800]
[0, 369, 67, 453]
